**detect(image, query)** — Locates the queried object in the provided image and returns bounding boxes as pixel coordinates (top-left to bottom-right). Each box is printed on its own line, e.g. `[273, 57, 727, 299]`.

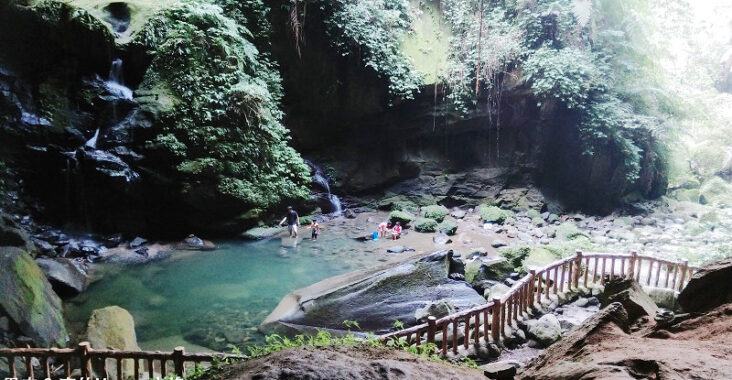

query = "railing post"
[78, 342, 92, 379]
[426, 316, 436, 345]
[628, 251, 637, 280]
[491, 298, 501, 345]
[528, 270, 536, 309]
[678, 259, 689, 291]
[573, 250, 582, 289]
[173, 346, 185, 377]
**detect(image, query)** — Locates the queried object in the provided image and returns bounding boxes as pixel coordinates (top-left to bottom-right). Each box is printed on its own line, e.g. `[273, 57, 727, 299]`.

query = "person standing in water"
[279, 206, 300, 238]
[310, 220, 321, 240]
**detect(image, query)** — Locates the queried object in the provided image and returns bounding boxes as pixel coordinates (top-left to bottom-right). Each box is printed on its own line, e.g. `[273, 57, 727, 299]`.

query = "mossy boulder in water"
[261, 250, 485, 334]
[438, 220, 458, 235]
[0, 247, 68, 347]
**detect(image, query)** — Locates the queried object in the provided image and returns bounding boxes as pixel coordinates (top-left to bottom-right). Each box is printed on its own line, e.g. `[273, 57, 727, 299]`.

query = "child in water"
[310, 220, 321, 240]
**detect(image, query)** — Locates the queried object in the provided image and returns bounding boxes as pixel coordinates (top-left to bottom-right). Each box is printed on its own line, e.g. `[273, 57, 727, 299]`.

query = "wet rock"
[433, 234, 452, 245]
[414, 301, 455, 323]
[77, 149, 140, 183]
[527, 314, 562, 347]
[261, 251, 486, 334]
[135, 247, 149, 257]
[484, 283, 511, 301]
[465, 257, 512, 289]
[0, 247, 68, 346]
[0, 214, 36, 254]
[645, 287, 678, 310]
[386, 246, 414, 254]
[129, 236, 147, 248]
[678, 257, 732, 312]
[492, 239, 508, 248]
[242, 226, 286, 240]
[35, 258, 87, 297]
[32, 238, 57, 256]
[600, 278, 658, 322]
[483, 361, 518, 380]
[450, 209, 467, 219]
[102, 233, 123, 248]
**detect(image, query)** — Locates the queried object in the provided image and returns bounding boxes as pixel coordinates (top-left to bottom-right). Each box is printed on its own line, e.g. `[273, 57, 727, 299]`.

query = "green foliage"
[437, 220, 458, 235]
[247, 331, 358, 358]
[392, 320, 404, 331]
[422, 204, 448, 222]
[414, 217, 438, 232]
[134, 1, 310, 211]
[388, 210, 413, 225]
[479, 204, 511, 224]
[320, 0, 422, 98]
[523, 45, 600, 109]
[343, 319, 361, 330]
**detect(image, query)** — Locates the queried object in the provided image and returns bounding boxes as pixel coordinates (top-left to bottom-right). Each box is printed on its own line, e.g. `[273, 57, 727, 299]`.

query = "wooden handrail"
[378, 251, 698, 352]
[0, 342, 246, 380]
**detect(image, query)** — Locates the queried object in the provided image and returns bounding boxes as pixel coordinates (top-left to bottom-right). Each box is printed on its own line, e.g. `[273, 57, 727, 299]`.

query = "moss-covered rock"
[87, 306, 140, 351]
[554, 222, 588, 241]
[388, 210, 413, 226]
[438, 220, 458, 235]
[479, 205, 512, 224]
[0, 247, 68, 347]
[422, 205, 448, 222]
[699, 176, 732, 206]
[414, 218, 438, 232]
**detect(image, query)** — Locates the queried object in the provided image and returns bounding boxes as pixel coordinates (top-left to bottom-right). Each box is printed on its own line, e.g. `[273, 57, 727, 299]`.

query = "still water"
[65, 236, 387, 352]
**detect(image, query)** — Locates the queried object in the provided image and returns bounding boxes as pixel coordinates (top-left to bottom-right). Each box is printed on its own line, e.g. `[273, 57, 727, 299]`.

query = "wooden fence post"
[427, 316, 436, 345]
[573, 251, 582, 289]
[628, 251, 637, 280]
[78, 342, 92, 379]
[491, 299, 501, 345]
[678, 259, 689, 291]
[173, 346, 185, 377]
[528, 270, 536, 309]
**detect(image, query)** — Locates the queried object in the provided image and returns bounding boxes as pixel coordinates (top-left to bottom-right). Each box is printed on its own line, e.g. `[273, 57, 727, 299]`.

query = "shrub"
[422, 205, 448, 222]
[479, 205, 510, 224]
[414, 218, 438, 232]
[438, 220, 458, 235]
[388, 210, 413, 225]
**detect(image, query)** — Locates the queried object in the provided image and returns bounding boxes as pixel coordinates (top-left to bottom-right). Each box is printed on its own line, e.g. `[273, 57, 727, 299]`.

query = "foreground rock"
[600, 278, 658, 322]
[261, 250, 485, 334]
[0, 247, 68, 346]
[678, 257, 732, 312]
[518, 302, 732, 379]
[212, 345, 485, 380]
[87, 306, 140, 378]
[35, 258, 87, 297]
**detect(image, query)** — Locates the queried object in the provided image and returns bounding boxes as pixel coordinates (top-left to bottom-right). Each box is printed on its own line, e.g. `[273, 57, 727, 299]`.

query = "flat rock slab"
[262, 250, 485, 334]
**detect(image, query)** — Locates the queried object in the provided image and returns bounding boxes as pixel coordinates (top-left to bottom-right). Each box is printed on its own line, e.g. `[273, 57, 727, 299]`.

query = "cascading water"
[104, 58, 133, 101]
[308, 161, 343, 215]
[85, 128, 100, 149]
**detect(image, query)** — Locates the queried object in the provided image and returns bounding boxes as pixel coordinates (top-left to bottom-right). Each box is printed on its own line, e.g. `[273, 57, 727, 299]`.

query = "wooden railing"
[379, 251, 698, 352]
[0, 342, 245, 380]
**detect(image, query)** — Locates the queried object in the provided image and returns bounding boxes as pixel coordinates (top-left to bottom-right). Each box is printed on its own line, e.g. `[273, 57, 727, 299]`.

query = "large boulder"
[86, 306, 140, 351]
[86, 306, 140, 378]
[0, 247, 68, 346]
[464, 257, 512, 288]
[518, 303, 732, 380]
[600, 278, 658, 322]
[35, 258, 88, 297]
[0, 214, 37, 255]
[261, 250, 485, 334]
[678, 257, 732, 312]
[527, 314, 562, 347]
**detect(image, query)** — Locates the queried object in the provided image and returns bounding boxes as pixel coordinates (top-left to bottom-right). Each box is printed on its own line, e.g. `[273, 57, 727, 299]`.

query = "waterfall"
[85, 128, 100, 149]
[104, 58, 133, 100]
[308, 161, 343, 215]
